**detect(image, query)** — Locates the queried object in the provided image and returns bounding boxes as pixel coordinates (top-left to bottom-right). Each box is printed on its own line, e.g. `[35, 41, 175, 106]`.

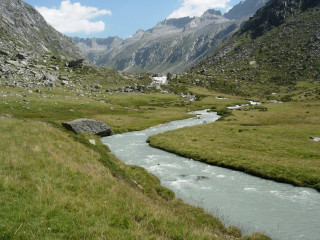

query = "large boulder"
[62, 118, 114, 137]
[68, 59, 84, 68]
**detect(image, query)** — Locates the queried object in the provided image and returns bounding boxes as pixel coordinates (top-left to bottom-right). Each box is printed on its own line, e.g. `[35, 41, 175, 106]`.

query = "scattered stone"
[61, 80, 69, 86]
[59, 75, 69, 81]
[43, 73, 57, 81]
[62, 118, 114, 137]
[0, 114, 14, 118]
[91, 83, 102, 89]
[0, 50, 9, 56]
[5, 60, 20, 67]
[49, 65, 59, 71]
[268, 100, 283, 103]
[181, 93, 197, 102]
[89, 139, 96, 145]
[310, 137, 320, 142]
[179, 174, 190, 178]
[16, 53, 27, 60]
[197, 176, 209, 180]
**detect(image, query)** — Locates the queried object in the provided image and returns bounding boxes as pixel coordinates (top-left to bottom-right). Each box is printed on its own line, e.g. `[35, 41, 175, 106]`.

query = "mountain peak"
[203, 9, 222, 16]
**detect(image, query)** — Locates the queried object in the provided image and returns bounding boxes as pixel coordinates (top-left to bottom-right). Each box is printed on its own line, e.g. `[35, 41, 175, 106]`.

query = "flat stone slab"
[62, 118, 113, 137]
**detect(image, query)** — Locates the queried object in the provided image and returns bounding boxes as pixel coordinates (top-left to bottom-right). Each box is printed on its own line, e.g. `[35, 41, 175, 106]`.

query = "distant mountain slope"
[73, 0, 269, 74]
[224, 0, 269, 20]
[0, 0, 85, 59]
[190, 0, 320, 97]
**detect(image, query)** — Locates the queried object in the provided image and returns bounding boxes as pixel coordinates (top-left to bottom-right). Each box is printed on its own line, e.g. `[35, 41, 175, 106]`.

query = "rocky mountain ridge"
[0, 0, 154, 100]
[0, 0, 85, 59]
[72, 0, 269, 74]
[224, 0, 270, 20]
[189, 0, 320, 98]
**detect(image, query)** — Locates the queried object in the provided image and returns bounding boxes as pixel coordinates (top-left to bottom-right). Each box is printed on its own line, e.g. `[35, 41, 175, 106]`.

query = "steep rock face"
[224, 0, 269, 20]
[239, 0, 320, 38]
[0, 0, 85, 58]
[191, 0, 320, 96]
[72, 37, 123, 54]
[73, 0, 269, 74]
[75, 11, 238, 74]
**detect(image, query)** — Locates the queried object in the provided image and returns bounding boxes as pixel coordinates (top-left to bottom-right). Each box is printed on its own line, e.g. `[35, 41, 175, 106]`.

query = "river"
[101, 110, 320, 240]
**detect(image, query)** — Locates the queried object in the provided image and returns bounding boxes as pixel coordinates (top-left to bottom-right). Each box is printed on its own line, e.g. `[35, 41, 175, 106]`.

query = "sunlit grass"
[1, 117, 253, 239]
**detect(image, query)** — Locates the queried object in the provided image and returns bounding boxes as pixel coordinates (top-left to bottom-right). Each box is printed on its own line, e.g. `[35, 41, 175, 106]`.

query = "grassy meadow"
[0, 84, 274, 239]
[0, 115, 273, 239]
[2, 70, 318, 239]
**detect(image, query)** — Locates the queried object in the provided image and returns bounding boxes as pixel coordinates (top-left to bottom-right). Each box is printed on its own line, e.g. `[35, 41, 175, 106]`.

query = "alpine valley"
[1, 0, 320, 239]
[72, 0, 269, 74]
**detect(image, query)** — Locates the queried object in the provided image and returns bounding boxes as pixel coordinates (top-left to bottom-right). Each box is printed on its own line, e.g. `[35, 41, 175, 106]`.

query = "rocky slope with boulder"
[0, 0, 85, 59]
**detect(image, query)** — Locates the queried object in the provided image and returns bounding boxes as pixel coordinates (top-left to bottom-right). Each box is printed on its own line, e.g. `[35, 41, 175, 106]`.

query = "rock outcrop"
[239, 0, 320, 38]
[62, 119, 114, 137]
[0, 0, 85, 59]
[224, 0, 269, 20]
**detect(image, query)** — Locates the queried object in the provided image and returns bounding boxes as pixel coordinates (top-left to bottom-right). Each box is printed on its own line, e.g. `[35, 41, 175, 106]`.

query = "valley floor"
[0, 86, 271, 239]
[148, 89, 320, 192]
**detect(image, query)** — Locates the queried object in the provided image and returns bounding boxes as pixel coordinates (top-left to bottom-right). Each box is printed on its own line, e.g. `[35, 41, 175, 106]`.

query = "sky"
[24, 0, 242, 39]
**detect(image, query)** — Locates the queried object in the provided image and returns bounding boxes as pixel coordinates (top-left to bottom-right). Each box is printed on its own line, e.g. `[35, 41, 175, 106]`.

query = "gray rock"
[59, 75, 69, 81]
[310, 137, 320, 142]
[16, 53, 27, 60]
[197, 176, 209, 180]
[89, 139, 96, 145]
[49, 65, 59, 70]
[62, 118, 114, 137]
[43, 73, 58, 81]
[0, 50, 9, 56]
[91, 83, 102, 89]
[5, 60, 20, 67]
[68, 59, 84, 68]
[61, 80, 69, 86]
[0, 113, 14, 118]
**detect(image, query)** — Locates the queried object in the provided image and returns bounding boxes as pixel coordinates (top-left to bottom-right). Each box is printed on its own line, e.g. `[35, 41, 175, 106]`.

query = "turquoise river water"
[101, 110, 320, 240]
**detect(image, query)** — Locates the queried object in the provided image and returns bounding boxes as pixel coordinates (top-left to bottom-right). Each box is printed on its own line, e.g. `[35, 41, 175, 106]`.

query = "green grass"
[0, 84, 274, 239]
[2, 117, 254, 239]
[148, 101, 320, 191]
[0, 89, 191, 133]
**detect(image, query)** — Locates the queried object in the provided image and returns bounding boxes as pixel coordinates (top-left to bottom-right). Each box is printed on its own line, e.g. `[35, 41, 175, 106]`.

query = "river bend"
[101, 110, 320, 240]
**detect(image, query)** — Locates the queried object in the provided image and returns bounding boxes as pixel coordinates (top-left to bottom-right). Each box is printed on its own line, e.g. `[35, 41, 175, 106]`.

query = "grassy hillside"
[0, 115, 272, 239]
[188, 4, 320, 98]
[1, 77, 275, 239]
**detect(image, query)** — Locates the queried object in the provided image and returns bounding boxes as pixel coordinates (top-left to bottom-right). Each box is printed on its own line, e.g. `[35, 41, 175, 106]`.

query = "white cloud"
[168, 0, 231, 19]
[36, 0, 111, 34]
